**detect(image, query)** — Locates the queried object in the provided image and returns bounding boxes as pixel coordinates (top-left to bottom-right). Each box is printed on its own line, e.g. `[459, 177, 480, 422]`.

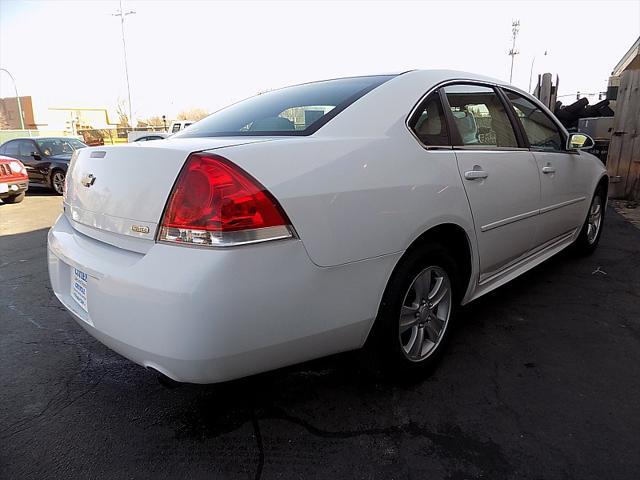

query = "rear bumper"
[48, 214, 398, 383]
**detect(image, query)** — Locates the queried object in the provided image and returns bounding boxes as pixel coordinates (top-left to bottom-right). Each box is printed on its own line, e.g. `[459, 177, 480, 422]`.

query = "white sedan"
[48, 70, 607, 384]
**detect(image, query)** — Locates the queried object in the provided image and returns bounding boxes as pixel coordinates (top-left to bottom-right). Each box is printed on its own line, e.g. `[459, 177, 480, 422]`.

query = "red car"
[0, 155, 29, 203]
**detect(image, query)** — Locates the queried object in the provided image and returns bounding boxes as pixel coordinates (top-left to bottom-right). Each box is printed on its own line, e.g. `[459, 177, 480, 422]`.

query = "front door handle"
[542, 164, 556, 174]
[464, 168, 488, 180]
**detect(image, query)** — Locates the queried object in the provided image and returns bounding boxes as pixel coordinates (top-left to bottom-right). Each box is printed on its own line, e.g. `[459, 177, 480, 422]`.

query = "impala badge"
[131, 225, 150, 234]
[81, 173, 96, 187]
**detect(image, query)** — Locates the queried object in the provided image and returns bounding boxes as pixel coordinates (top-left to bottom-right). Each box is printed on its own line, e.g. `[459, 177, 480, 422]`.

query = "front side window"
[174, 75, 395, 138]
[35, 138, 86, 156]
[503, 90, 564, 151]
[18, 140, 36, 156]
[408, 91, 450, 146]
[444, 84, 518, 148]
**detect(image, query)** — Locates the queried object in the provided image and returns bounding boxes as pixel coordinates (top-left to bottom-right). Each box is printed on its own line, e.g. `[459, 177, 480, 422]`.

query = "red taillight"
[158, 153, 294, 247]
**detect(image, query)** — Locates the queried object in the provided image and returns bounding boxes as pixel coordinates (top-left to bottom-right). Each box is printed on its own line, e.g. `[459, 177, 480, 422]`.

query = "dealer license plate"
[71, 267, 89, 312]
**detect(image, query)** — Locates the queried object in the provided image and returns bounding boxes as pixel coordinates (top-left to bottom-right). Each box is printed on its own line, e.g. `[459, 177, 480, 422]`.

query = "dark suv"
[0, 137, 87, 195]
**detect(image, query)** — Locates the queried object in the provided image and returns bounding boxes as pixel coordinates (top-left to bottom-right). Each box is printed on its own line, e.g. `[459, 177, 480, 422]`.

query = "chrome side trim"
[454, 146, 530, 152]
[480, 208, 539, 232]
[539, 196, 586, 214]
[478, 196, 585, 233]
[478, 228, 576, 285]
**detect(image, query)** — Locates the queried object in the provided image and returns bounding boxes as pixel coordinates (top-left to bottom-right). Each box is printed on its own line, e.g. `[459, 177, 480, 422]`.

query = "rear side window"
[4, 141, 19, 156]
[503, 90, 564, 151]
[444, 84, 518, 148]
[174, 75, 395, 138]
[408, 91, 450, 146]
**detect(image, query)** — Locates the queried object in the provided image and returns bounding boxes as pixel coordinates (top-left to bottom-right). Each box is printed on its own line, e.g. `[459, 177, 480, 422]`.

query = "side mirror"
[567, 133, 595, 151]
[31, 152, 41, 160]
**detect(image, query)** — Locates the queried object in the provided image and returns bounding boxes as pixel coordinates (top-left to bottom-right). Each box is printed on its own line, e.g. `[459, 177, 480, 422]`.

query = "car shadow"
[3, 209, 640, 479]
[157, 208, 640, 440]
[25, 186, 58, 197]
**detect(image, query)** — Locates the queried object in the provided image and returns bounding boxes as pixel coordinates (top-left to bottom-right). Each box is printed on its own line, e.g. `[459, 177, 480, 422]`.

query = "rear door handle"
[464, 169, 488, 180]
[542, 165, 556, 174]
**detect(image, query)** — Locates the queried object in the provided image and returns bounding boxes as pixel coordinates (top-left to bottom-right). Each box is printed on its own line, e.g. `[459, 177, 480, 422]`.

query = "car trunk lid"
[64, 138, 277, 253]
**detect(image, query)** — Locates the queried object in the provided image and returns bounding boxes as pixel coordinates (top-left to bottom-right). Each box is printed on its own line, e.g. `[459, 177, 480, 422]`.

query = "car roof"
[312, 69, 519, 138]
[2, 137, 81, 142]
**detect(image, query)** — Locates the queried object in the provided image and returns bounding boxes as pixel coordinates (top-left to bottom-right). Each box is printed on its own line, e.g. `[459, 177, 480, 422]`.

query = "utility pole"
[112, 0, 136, 128]
[0, 68, 25, 129]
[508, 20, 520, 84]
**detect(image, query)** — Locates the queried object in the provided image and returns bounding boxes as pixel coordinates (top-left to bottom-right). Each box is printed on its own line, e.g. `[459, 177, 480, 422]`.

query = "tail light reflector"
[158, 152, 295, 247]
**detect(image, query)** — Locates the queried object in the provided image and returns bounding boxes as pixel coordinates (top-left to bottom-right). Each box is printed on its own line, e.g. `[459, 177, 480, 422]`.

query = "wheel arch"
[597, 174, 609, 199]
[48, 165, 66, 179]
[401, 223, 474, 303]
[381, 222, 475, 315]
[364, 221, 475, 347]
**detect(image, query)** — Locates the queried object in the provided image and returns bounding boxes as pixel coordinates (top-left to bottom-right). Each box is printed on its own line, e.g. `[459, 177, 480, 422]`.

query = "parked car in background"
[0, 137, 87, 195]
[0, 156, 28, 204]
[134, 134, 168, 142]
[127, 131, 170, 142]
[48, 70, 606, 384]
[169, 120, 194, 133]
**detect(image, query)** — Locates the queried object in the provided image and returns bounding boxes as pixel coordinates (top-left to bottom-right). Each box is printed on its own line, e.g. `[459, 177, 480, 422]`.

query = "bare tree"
[137, 115, 165, 127]
[116, 98, 130, 127]
[177, 108, 208, 121]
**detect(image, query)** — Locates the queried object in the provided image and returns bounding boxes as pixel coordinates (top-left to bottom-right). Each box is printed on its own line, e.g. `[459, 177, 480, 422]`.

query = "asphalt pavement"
[1, 190, 639, 479]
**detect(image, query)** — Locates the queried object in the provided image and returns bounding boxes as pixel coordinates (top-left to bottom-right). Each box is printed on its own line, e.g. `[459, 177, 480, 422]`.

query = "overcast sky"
[1, 0, 639, 121]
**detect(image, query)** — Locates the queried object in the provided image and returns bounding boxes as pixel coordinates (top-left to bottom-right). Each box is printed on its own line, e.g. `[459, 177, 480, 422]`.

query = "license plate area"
[71, 267, 89, 313]
[0, 183, 8, 193]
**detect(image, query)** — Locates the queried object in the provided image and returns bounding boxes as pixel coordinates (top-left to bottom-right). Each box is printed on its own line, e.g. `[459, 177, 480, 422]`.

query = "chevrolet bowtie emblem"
[81, 173, 96, 187]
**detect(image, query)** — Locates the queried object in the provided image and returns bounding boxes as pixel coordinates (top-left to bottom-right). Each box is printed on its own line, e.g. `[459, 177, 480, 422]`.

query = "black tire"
[2, 192, 25, 204]
[50, 169, 66, 195]
[367, 242, 461, 378]
[574, 186, 605, 255]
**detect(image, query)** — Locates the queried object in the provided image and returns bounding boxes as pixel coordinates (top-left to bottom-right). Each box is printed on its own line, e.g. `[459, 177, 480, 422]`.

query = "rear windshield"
[174, 75, 395, 138]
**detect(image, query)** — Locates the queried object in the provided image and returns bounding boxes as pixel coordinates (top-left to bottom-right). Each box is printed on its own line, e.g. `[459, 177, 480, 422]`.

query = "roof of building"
[612, 36, 640, 76]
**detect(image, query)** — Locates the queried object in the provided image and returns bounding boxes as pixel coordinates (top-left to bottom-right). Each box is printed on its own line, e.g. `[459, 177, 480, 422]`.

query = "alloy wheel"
[52, 172, 65, 195]
[586, 195, 602, 244]
[399, 266, 452, 362]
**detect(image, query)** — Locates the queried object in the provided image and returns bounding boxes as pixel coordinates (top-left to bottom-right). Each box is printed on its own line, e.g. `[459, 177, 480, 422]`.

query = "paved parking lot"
[1, 191, 639, 479]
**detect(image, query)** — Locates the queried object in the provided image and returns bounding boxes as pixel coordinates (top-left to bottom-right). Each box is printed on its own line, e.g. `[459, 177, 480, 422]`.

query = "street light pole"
[528, 56, 536, 93]
[0, 68, 25, 129]
[528, 50, 549, 93]
[112, 0, 136, 127]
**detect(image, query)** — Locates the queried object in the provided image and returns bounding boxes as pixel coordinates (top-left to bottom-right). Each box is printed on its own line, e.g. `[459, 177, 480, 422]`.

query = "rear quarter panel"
[215, 132, 476, 269]
[577, 150, 608, 218]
